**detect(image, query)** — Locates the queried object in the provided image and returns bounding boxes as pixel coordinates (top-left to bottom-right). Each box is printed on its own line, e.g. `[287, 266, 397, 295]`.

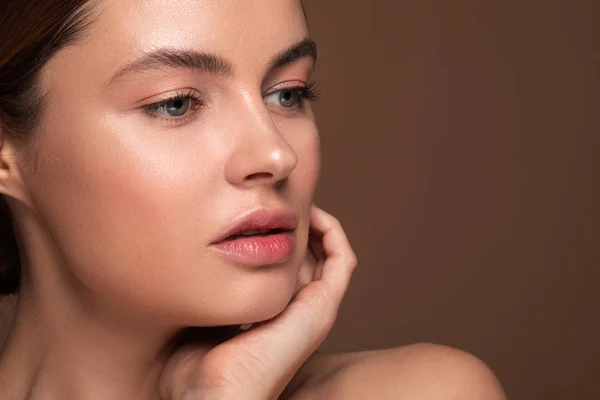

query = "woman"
[0, 0, 506, 398]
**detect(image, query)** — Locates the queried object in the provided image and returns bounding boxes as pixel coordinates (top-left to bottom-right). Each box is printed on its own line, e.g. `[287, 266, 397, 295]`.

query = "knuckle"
[331, 216, 342, 230]
[324, 213, 341, 230]
[343, 251, 358, 269]
[302, 284, 331, 312]
[349, 252, 358, 269]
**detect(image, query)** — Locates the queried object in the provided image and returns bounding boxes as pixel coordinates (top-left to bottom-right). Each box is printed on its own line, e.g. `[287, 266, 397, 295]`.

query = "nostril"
[245, 172, 273, 181]
[275, 178, 287, 189]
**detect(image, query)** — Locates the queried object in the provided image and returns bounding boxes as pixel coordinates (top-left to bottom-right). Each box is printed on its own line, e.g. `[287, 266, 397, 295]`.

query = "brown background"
[305, 1, 599, 399]
[0, 1, 598, 399]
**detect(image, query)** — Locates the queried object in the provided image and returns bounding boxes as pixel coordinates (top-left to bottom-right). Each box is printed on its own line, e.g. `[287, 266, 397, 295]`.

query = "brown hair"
[0, 0, 95, 295]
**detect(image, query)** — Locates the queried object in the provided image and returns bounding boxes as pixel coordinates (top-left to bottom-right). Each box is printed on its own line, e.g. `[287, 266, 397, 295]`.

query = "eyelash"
[269, 81, 321, 103]
[141, 82, 320, 125]
[141, 89, 203, 125]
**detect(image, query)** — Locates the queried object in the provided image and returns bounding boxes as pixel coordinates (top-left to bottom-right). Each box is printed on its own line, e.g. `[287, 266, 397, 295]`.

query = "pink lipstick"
[210, 208, 297, 266]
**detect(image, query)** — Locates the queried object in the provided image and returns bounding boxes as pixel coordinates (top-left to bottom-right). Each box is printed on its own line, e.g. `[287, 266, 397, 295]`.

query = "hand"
[160, 205, 358, 400]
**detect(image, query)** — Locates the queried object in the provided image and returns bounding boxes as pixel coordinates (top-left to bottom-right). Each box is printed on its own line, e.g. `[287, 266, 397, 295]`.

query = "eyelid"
[139, 88, 202, 106]
[262, 80, 307, 96]
[263, 81, 320, 103]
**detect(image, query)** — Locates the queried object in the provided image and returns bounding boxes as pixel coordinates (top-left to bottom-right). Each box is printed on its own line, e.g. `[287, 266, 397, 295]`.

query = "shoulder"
[285, 343, 506, 400]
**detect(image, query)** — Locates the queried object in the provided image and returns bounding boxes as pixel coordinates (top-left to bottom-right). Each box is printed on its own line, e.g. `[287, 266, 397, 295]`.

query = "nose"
[224, 95, 298, 189]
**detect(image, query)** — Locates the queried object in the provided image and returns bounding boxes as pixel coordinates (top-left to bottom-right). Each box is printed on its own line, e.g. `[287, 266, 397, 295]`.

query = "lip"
[209, 208, 298, 266]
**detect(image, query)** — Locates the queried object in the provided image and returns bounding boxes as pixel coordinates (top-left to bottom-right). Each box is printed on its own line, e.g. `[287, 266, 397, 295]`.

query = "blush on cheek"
[27, 110, 205, 287]
[295, 129, 321, 193]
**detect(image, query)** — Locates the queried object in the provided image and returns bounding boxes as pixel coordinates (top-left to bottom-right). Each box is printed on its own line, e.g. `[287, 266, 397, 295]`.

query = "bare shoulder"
[284, 343, 506, 400]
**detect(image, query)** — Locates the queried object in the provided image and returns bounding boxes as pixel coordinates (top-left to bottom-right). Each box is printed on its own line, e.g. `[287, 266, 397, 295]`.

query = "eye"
[263, 82, 320, 110]
[142, 89, 203, 123]
[264, 88, 301, 108]
[159, 97, 191, 117]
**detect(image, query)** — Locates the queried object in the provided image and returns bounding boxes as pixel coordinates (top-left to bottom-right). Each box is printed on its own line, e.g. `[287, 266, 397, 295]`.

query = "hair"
[0, 0, 95, 295]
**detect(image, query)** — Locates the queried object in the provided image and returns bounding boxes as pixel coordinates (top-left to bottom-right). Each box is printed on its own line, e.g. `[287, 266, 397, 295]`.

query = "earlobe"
[0, 129, 32, 207]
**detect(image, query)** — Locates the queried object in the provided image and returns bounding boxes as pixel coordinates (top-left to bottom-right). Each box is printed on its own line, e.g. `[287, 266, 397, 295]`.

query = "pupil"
[280, 90, 296, 107]
[166, 98, 189, 116]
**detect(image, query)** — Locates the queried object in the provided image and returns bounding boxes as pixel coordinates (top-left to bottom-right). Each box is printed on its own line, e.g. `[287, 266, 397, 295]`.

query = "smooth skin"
[0, 0, 506, 399]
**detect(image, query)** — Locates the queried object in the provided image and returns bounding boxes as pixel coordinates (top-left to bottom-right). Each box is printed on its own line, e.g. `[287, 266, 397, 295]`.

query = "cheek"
[26, 98, 321, 324]
[28, 109, 222, 304]
[282, 118, 321, 210]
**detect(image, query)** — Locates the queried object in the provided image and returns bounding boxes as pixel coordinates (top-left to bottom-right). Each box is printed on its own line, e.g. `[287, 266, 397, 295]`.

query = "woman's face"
[22, 0, 320, 326]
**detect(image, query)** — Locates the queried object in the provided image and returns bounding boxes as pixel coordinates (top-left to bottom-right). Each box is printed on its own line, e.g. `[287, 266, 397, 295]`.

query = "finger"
[307, 205, 358, 305]
[293, 248, 316, 295]
[294, 224, 324, 295]
[308, 230, 325, 281]
[308, 227, 326, 261]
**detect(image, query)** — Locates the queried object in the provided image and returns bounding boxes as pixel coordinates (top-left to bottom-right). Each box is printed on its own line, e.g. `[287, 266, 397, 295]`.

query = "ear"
[0, 127, 33, 208]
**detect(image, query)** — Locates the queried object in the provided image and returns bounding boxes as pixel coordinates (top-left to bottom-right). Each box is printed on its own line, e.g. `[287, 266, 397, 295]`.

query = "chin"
[209, 246, 308, 326]
[165, 249, 307, 328]
[234, 282, 297, 325]
[206, 269, 299, 327]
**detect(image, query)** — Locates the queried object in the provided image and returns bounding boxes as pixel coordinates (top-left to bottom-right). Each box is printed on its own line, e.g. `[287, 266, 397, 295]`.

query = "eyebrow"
[107, 38, 317, 86]
[268, 37, 317, 71]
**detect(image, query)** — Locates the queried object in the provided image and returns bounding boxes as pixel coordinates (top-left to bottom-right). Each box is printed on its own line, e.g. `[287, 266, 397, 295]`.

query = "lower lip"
[210, 231, 296, 266]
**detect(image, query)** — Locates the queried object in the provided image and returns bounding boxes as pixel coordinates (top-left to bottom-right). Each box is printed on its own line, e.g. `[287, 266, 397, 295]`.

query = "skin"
[0, 0, 507, 399]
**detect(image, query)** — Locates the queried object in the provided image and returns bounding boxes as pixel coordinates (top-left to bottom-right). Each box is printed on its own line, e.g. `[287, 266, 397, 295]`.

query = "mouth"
[211, 208, 298, 244]
[224, 227, 291, 241]
[210, 208, 298, 266]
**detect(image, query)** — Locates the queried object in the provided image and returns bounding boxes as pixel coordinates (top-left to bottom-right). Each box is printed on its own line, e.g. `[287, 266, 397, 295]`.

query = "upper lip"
[211, 208, 298, 243]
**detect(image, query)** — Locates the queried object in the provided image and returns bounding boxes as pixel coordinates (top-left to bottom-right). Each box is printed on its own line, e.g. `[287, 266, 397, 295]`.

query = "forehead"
[75, 0, 308, 75]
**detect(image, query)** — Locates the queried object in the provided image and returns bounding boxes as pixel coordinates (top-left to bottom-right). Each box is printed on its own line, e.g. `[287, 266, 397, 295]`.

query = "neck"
[0, 216, 181, 400]
[0, 284, 180, 400]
